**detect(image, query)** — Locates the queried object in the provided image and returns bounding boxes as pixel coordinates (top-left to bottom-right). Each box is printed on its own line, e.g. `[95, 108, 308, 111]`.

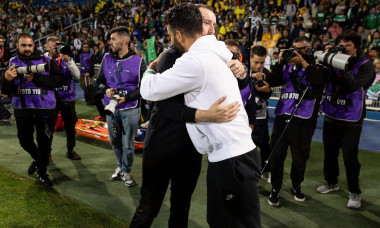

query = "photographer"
[46, 35, 81, 160]
[0, 35, 11, 69]
[317, 30, 375, 209]
[267, 36, 330, 206]
[97, 26, 146, 187]
[2, 33, 64, 187]
[249, 45, 273, 183]
[79, 42, 95, 105]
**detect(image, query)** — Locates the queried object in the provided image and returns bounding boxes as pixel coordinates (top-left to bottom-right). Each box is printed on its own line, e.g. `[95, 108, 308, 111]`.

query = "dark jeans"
[207, 149, 261, 228]
[270, 117, 316, 190]
[130, 149, 202, 228]
[252, 118, 271, 172]
[323, 121, 362, 194]
[54, 100, 78, 151]
[16, 112, 56, 175]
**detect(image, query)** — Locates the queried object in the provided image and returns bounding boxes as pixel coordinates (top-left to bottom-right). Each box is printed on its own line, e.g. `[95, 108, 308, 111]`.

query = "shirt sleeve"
[66, 58, 80, 79]
[141, 53, 205, 101]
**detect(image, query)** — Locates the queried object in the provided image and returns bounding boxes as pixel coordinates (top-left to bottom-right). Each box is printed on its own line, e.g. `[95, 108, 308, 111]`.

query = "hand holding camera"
[255, 80, 271, 93]
[24, 73, 34, 82]
[104, 88, 126, 116]
[4, 65, 18, 81]
[106, 88, 115, 98]
[251, 72, 266, 81]
[61, 54, 70, 62]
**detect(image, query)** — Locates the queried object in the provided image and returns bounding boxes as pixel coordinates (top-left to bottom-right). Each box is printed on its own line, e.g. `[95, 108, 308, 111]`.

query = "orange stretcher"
[75, 119, 144, 150]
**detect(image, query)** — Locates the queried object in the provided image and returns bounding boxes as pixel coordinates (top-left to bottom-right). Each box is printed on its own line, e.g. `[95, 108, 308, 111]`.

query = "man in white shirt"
[141, 3, 261, 228]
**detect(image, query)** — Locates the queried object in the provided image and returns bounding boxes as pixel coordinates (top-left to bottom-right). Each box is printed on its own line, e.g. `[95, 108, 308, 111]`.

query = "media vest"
[46, 55, 75, 101]
[240, 83, 252, 107]
[9, 56, 56, 109]
[274, 64, 316, 119]
[102, 53, 142, 110]
[80, 52, 93, 75]
[320, 59, 368, 122]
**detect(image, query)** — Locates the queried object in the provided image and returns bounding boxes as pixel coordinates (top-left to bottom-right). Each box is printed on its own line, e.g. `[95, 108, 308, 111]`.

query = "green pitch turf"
[0, 101, 379, 227]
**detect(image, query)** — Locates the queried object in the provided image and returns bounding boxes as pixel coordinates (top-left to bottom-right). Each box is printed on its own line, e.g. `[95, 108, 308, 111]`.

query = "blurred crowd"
[1, 0, 380, 98]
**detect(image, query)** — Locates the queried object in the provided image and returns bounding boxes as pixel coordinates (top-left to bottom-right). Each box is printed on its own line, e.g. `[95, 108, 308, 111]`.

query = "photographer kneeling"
[267, 36, 330, 206]
[2, 33, 64, 186]
[317, 30, 375, 208]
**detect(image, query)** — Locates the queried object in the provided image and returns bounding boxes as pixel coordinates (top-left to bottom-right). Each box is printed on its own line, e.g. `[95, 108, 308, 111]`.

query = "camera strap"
[57, 54, 62, 68]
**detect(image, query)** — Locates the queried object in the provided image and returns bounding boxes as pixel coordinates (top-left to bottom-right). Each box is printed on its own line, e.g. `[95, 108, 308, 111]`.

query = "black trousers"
[94, 92, 105, 117]
[130, 149, 202, 228]
[207, 149, 261, 228]
[54, 100, 78, 151]
[270, 117, 316, 190]
[252, 118, 271, 173]
[323, 121, 362, 194]
[16, 112, 56, 175]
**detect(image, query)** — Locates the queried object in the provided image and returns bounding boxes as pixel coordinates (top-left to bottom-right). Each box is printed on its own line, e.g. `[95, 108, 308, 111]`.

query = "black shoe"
[268, 189, 280, 207]
[37, 174, 54, 187]
[292, 186, 305, 202]
[66, 150, 81, 160]
[28, 160, 38, 175]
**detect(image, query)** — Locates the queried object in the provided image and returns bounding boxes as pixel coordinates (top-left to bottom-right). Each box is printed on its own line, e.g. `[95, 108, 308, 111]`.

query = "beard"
[173, 36, 185, 55]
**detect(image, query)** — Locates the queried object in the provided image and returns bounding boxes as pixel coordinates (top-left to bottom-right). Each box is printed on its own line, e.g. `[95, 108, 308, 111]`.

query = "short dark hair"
[164, 3, 203, 38]
[110, 26, 131, 39]
[17, 33, 33, 42]
[225, 39, 240, 51]
[341, 30, 361, 49]
[293, 36, 311, 44]
[250, 45, 267, 57]
[82, 42, 90, 48]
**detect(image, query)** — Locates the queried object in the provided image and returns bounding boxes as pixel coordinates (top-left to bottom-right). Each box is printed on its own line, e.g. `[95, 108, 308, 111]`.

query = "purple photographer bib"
[10, 56, 56, 109]
[320, 59, 368, 122]
[102, 53, 142, 110]
[240, 84, 251, 107]
[274, 64, 316, 119]
[80, 52, 93, 75]
[46, 56, 76, 101]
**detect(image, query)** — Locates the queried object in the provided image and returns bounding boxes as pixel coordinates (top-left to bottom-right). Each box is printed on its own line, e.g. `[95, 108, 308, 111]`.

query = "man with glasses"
[266, 36, 331, 206]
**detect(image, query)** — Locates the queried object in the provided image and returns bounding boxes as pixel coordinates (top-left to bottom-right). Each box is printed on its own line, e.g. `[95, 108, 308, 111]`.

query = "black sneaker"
[37, 174, 54, 187]
[268, 189, 280, 207]
[292, 186, 305, 202]
[28, 160, 38, 175]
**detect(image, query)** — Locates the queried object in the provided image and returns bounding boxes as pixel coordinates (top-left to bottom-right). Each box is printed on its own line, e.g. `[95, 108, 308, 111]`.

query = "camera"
[282, 47, 297, 63]
[328, 45, 345, 54]
[231, 52, 240, 60]
[15, 64, 49, 74]
[104, 89, 126, 116]
[253, 78, 265, 87]
[313, 50, 354, 71]
[56, 42, 71, 55]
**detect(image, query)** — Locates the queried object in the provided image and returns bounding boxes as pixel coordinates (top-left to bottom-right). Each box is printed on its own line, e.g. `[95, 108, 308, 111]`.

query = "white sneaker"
[110, 167, 121, 181]
[121, 172, 135, 187]
[347, 192, 361, 209]
[316, 183, 339, 194]
[262, 172, 271, 184]
[141, 121, 149, 129]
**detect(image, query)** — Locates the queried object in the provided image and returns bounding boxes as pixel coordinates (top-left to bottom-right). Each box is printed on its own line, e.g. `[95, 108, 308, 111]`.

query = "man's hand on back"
[195, 96, 240, 123]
